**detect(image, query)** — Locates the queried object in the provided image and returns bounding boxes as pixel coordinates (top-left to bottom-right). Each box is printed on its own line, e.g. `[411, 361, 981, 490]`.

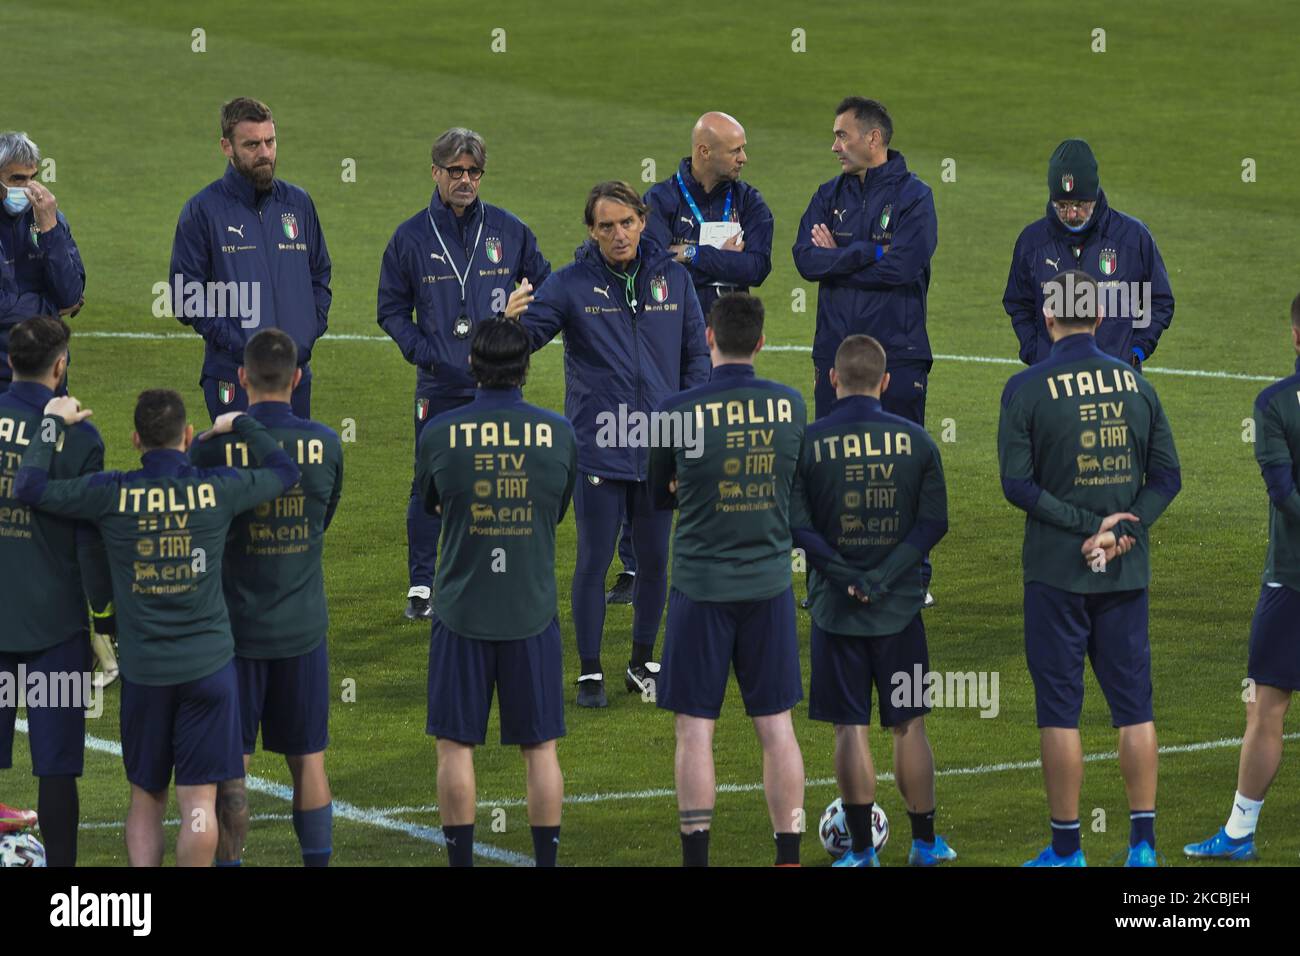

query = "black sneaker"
[625, 662, 661, 699]
[800, 595, 811, 609]
[605, 571, 635, 605]
[405, 596, 434, 621]
[576, 673, 608, 708]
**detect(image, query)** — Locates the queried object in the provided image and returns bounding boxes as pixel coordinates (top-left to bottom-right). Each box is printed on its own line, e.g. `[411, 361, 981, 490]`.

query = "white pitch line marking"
[70, 331, 1280, 383]
[16, 721, 532, 867]
[378, 732, 1300, 815]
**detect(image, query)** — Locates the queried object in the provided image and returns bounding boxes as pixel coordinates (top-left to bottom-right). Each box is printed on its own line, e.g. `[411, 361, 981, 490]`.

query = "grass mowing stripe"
[15, 720, 533, 868]
[74, 331, 1279, 383]
[379, 732, 1300, 815]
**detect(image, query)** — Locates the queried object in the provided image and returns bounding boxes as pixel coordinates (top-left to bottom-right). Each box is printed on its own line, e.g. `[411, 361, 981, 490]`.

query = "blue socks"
[1130, 809, 1156, 849]
[1050, 818, 1081, 856]
[444, 824, 474, 867]
[292, 803, 333, 867]
[531, 825, 560, 867]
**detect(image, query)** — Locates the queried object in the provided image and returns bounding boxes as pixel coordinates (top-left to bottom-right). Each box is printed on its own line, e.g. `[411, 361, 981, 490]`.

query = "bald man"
[644, 112, 774, 318]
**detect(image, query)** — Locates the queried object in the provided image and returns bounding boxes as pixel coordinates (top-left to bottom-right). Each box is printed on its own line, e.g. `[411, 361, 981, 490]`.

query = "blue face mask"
[3, 186, 30, 216]
[1062, 216, 1092, 233]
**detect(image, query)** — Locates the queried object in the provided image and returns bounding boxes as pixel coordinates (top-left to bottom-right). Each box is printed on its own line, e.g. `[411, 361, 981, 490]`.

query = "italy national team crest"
[650, 276, 668, 304]
[218, 381, 236, 406]
[485, 237, 502, 263]
[1061, 173, 1075, 193]
[281, 213, 299, 240]
[416, 398, 430, 422]
[879, 204, 892, 230]
[1099, 248, 1118, 276]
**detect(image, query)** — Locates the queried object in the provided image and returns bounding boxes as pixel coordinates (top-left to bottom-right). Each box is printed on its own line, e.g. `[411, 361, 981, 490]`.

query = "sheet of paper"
[698, 221, 742, 249]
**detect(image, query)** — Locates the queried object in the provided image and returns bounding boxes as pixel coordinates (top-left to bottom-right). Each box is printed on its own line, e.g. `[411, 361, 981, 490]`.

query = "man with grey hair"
[378, 127, 551, 621]
[0, 131, 85, 396]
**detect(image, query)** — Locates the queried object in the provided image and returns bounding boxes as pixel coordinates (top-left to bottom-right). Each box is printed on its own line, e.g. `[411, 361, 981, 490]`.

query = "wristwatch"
[682, 243, 698, 263]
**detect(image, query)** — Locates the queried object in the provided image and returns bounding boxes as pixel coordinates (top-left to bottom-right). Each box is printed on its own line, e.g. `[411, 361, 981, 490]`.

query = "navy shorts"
[809, 615, 930, 727]
[1248, 583, 1300, 692]
[236, 640, 330, 756]
[1024, 582, 1153, 729]
[426, 618, 565, 746]
[0, 632, 91, 777]
[202, 373, 312, 421]
[120, 660, 244, 792]
[657, 586, 802, 719]
[814, 358, 929, 423]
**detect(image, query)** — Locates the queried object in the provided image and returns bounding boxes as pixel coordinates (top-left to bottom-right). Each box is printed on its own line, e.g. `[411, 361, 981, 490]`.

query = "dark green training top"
[649, 363, 806, 603]
[790, 393, 948, 636]
[189, 401, 343, 659]
[0, 381, 112, 653]
[1252, 356, 1300, 591]
[998, 332, 1181, 593]
[416, 387, 576, 641]
[16, 414, 301, 685]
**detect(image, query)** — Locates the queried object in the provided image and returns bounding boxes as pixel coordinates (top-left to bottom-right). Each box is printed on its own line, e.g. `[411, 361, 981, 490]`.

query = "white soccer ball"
[0, 832, 47, 867]
[819, 797, 889, 859]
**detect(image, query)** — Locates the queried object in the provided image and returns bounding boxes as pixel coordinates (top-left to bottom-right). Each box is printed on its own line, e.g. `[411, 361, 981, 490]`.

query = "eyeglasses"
[439, 164, 484, 182]
[1052, 200, 1094, 213]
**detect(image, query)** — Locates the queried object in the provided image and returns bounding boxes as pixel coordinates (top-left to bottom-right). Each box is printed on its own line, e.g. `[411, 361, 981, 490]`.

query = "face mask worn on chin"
[3, 187, 30, 215]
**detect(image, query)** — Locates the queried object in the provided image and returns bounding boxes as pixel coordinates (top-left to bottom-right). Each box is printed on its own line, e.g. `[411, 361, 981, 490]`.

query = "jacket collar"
[222, 163, 275, 210]
[140, 448, 191, 476]
[472, 386, 523, 407]
[248, 400, 296, 426]
[710, 362, 755, 381]
[829, 393, 883, 416]
[428, 188, 482, 234]
[676, 157, 733, 201]
[576, 238, 673, 274]
[843, 149, 908, 192]
[5, 380, 54, 411]
[1050, 332, 1104, 358]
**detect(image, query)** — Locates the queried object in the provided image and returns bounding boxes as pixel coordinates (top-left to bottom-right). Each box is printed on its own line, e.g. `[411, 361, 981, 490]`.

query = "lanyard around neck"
[427, 201, 484, 306]
[603, 257, 640, 310]
[676, 171, 732, 225]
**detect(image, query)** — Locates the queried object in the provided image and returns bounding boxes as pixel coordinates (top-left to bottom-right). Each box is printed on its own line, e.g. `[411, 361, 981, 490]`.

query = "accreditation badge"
[453, 315, 473, 339]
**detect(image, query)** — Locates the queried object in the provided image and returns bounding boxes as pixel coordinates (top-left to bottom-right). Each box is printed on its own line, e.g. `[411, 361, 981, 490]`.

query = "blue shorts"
[1248, 583, 1300, 692]
[202, 373, 312, 421]
[809, 615, 930, 727]
[426, 618, 565, 746]
[0, 632, 91, 777]
[657, 586, 802, 719]
[236, 641, 330, 756]
[1024, 582, 1153, 729]
[815, 358, 929, 424]
[120, 660, 244, 792]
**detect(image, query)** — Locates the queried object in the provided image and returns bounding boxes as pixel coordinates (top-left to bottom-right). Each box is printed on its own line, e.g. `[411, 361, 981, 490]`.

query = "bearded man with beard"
[169, 97, 332, 419]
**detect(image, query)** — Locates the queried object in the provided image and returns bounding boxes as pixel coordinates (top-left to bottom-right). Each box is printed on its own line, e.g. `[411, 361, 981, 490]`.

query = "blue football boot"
[1022, 845, 1087, 867]
[908, 834, 957, 866]
[1183, 827, 1259, 861]
[1124, 841, 1158, 867]
[832, 847, 881, 867]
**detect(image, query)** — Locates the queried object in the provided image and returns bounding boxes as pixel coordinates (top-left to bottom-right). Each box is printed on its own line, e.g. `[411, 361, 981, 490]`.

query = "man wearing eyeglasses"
[1003, 139, 1174, 369]
[378, 127, 551, 622]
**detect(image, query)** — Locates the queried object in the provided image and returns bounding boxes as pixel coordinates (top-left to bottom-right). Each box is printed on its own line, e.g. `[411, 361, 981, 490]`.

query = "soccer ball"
[0, 832, 47, 867]
[819, 797, 889, 859]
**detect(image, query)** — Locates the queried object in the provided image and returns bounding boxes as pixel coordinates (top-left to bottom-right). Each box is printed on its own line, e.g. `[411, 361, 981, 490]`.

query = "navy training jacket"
[377, 192, 550, 398]
[1003, 189, 1174, 366]
[643, 158, 774, 317]
[0, 207, 85, 385]
[520, 238, 709, 482]
[792, 150, 937, 367]
[168, 164, 332, 384]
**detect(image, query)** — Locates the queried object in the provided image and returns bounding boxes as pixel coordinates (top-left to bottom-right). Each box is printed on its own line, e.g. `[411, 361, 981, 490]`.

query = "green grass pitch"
[4, 0, 1299, 866]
